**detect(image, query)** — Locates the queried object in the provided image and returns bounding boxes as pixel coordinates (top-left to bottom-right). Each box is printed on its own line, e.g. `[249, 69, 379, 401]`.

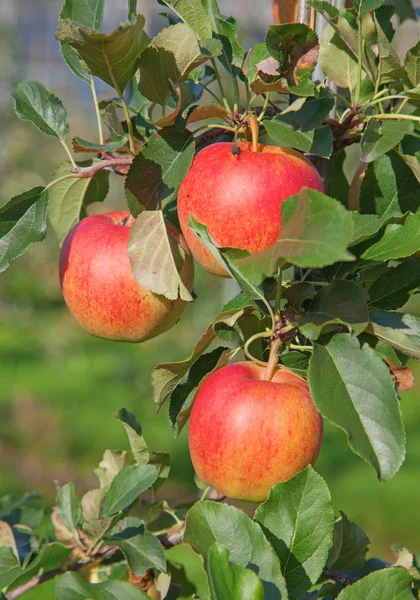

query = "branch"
[323, 568, 357, 587]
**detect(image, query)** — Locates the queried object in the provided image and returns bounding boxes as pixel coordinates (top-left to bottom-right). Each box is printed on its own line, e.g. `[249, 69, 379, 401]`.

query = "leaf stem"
[200, 486, 210, 502]
[289, 344, 313, 351]
[244, 331, 272, 366]
[90, 77, 104, 145]
[369, 113, 420, 123]
[257, 93, 271, 122]
[274, 264, 283, 317]
[45, 173, 79, 190]
[194, 80, 224, 105]
[211, 58, 231, 112]
[396, 97, 409, 114]
[354, 16, 364, 106]
[368, 95, 410, 108]
[60, 140, 77, 169]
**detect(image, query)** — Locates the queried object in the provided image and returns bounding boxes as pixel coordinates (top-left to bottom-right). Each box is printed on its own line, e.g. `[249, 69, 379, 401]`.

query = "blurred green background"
[1, 3, 420, 590]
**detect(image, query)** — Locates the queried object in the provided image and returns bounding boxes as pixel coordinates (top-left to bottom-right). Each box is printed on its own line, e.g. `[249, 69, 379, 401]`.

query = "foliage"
[1, 0, 420, 597]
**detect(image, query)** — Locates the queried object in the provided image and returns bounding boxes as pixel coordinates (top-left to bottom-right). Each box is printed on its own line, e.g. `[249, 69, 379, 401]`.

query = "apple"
[59, 211, 194, 342]
[177, 141, 324, 277]
[188, 361, 323, 502]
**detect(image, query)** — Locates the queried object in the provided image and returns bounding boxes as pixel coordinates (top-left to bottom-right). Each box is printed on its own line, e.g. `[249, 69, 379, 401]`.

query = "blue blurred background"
[1, 0, 420, 575]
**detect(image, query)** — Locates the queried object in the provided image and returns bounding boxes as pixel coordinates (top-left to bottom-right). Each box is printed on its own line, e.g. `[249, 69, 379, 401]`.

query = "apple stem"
[248, 114, 260, 152]
[263, 336, 282, 381]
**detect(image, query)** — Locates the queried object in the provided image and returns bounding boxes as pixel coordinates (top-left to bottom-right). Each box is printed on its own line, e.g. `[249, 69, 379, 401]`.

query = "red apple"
[178, 141, 324, 277]
[59, 211, 194, 342]
[188, 361, 323, 502]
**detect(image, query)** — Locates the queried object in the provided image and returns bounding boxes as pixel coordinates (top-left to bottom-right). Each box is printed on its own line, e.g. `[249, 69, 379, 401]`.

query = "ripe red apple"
[177, 141, 324, 277]
[59, 211, 194, 342]
[188, 361, 323, 502]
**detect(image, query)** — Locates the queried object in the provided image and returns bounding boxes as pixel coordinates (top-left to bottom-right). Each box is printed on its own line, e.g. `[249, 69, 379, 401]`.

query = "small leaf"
[361, 119, 414, 162]
[81, 489, 106, 521]
[369, 311, 420, 359]
[336, 567, 414, 599]
[0, 547, 21, 589]
[308, 334, 406, 481]
[12, 81, 68, 139]
[0, 522, 19, 562]
[128, 211, 193, 301]
[159, 0, 213, 39]
[0, 187, 49, 273]
[318, 25, 358, 91]
[299, 280, 369, 340]
[353, 0, 383, 18]
[82, 516, 113, 545]
[55, 571, 149, 599]
[94, 449, 131, 489]
[375, 16, 409, 86]
[264, 119, 333, 158]
[187, 103, 228, 124]
[361, 214, 420, 262]
[405, 41, 420, 87]
[114, 409, 170, 490]
[72, 135, 128, 153]
[184, 501, 288, 599]
[58, 0, 105, 83]
[105, 517, 166, 575]
[327, 512, 370, 571]
[55, 16, 150, 92]
[255, 467, 334, 600]
[125, 128, 195, 209]
[280, 351, 310, 377]
[368, 258, 420, 310]
[101, 465, 158, 516]
[56, 483, 82, 536]
[47, 161, 109, 245]
[208, 543, 265, 600]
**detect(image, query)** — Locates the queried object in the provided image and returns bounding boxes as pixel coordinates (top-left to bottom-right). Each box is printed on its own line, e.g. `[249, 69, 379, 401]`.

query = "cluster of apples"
[59, 141, 324, 502]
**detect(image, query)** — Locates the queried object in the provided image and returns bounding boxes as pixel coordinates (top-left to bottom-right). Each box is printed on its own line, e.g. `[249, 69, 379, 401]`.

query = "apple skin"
[59, 211, 194, 342]
[188, 361, 323, 502]
[177, 141, 324, 277]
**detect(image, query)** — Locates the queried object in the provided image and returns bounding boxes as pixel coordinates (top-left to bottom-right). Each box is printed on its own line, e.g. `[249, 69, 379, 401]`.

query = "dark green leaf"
[12, 81, 69, 139]
[369, 311, 420, 359]
[125, 128, 195, 209]
[59, 0, 104, 83]
[308, 1, 340, 19]
[169, 347, 233, 436]
[184, 501, 288, 599]
[159, 0, 213, 38]
[255, 467, 334, 600]
[128, 210, 193, 301]
[405, 41, 420, 87]
[336, 567, 414, 599]
[327, 512, 370, 571]
[360, 152, 419, 218]
[47, 161, 109, 245]
[280, 351, 310, 377]
[56, 483, 81, 536]
[212, 14, 244, 77]
[55, 571, 149, 599]
[264, 119, 333, 158]
[309, 334, 406, 481]
[353, 0, 383, 18]
[350, 213, 397, 247]
[0, 187, 49, 273]
[361, 214, 420, 262]
[368, 258, 420, 309]
[208, 543, 265, 600]
[55, 16, 150, 92]
[361, 119, 414, 162]
[299, 280, 369, 340]
[277, 92, 335, 132]
[114, 409, 170, 490]
[105, 517, 166, 575]
[100, 465, 158, 516]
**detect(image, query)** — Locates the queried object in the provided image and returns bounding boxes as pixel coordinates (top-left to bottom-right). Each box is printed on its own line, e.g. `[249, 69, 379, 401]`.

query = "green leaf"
[72, 135, 128, 153]
[299, 280, 369, 340]
[169, 347, 233, 436]
[264, 119, 333, 158]
[59, 0, 104, 83]
[350, 213, 396, 247]
[327, 512, 370, 571]
[208, 543, 265, 600]
[125, 128, 195, 209]
[159, 0, 213, 38]
[105, 517, 166, 575]
[405, 41, 420, 87]
[151, 303, 251, 408]
[336, 567, 414, 599]
[308, 334, 406, 481]
[166, 543, 210, 600]
[277, 92, 335, 132]
[212, 14, 244, 77]
[56, 483, 82, 536]
[280, 351, 310, 377]
[360, 152, 419, 218]
[375, 16, 408, 86]
[353, 0, 383, 18]
[55, 571, 149, 599]
[318, 25, 358, 91]
[11, 81, 69, 139]
[255, 467, 333, 600]
[82, 516, 113, 545]
[234, 189, 354, 281]
[128, 210, 193, 301]
[361, 120, 414, 162]
[100, 464, 158, 516]
[0, 522, 19, 562]
[361, 214, 420, 262]
[0, 187, 49, 273]
[368, 258, 420, 310]
[184, 501, 288, 599]
[369, 311, 420, 359]
[0, 547, 21, 589]
[47, 161, 109, 245]
[55, 15, 150, 92]
[114, 409, 170, 490]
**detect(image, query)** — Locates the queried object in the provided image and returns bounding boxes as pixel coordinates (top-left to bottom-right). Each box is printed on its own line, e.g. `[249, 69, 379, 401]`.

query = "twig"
[158, 523, 186, 549]
[323, 568, 357, 587]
